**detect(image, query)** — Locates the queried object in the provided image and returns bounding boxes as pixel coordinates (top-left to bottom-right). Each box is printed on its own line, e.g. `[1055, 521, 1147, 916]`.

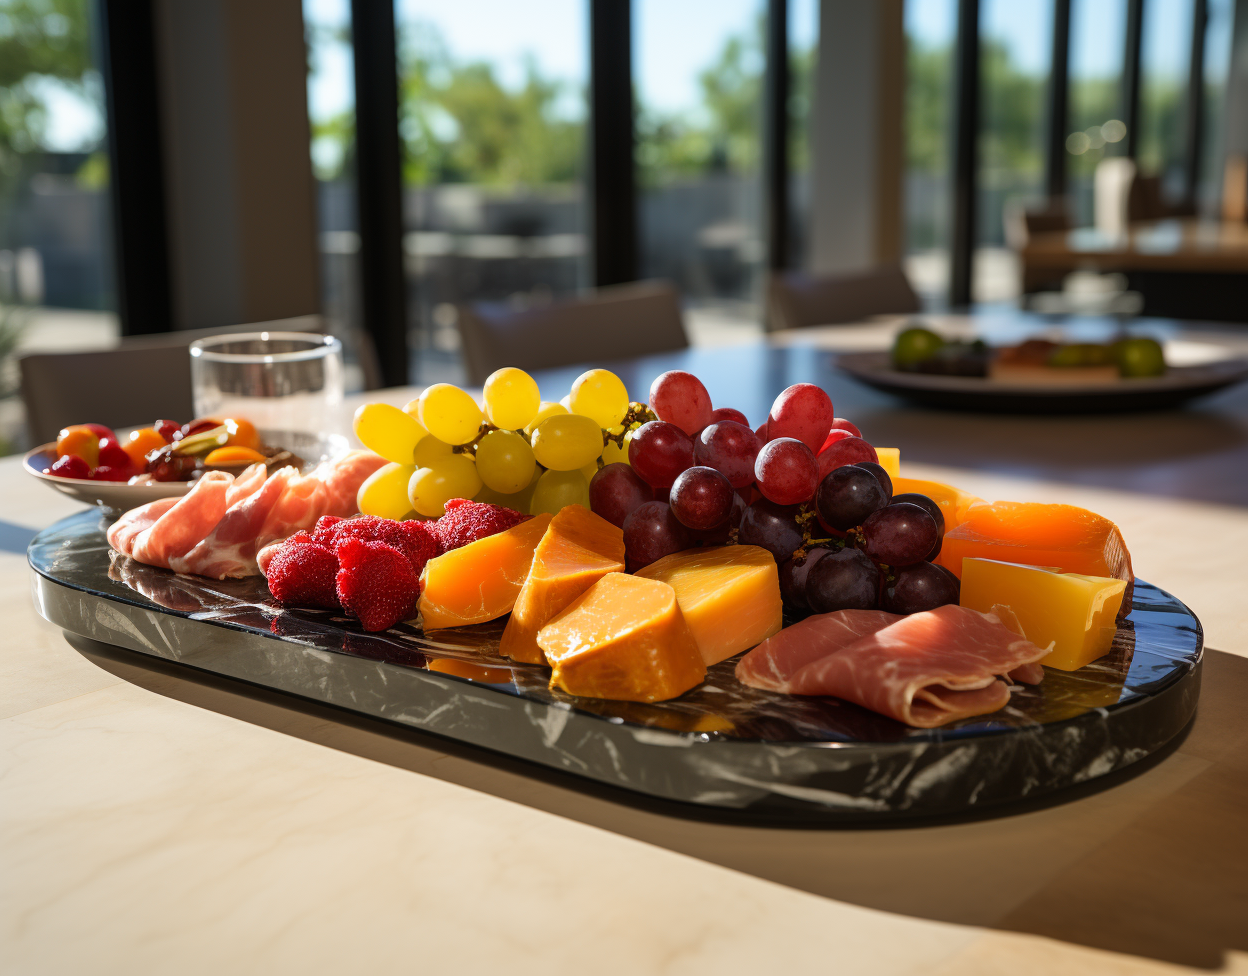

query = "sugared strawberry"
[335, 537, 420, 632]
[311, 515, 345, 545]
[328, 514, 441, 575]
[266, 536, 340, 609]
[434, 498, 530, 552]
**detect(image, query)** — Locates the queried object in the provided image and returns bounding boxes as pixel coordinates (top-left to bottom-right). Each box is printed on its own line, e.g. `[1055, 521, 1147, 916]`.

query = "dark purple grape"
[692, 491, 747, 546]
[622, 501, 691, 571]
[694, 421, 761, 489]
[805, 548, 880, 613]
[853, 460, 893, 501]
[880, 561, 960, 614]
[738, 498, 804, 562]
[860, 503, 939, 567]
[589, 463, 654, 528]
[815, 465, 888, 531]
[669, 465, 734, 530]
[890, 492, 944, 561]
[779, 547, 830, 608]
[628, 421, 694, 490]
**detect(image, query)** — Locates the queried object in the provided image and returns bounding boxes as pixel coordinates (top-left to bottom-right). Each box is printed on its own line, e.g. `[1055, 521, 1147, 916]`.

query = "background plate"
[30, 510, 1203, 824]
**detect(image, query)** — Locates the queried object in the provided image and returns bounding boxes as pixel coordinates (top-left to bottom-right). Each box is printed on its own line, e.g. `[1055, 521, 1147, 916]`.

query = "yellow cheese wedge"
[959, 557, 1127, 671]
[500, 504, 625, 664]
[634, 545, 783, 665]
[875, 447, 900, 480]
[538, 573, 706, 702]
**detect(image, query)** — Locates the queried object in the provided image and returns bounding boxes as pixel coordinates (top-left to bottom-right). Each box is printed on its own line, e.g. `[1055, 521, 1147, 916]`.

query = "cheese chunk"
[938, 501, 1133, 618]
[892, 477, 983, 532]
[635, 545, 783, 665]
[418, 513, 552, 630]
[538, 573, 706, 702]
[500, 504, 625, 664]
[960, 557, 1127, 671]
[875, 447, 900, 481]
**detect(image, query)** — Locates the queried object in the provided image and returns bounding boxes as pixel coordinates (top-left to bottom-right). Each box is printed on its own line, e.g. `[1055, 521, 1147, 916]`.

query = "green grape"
[529, 468, 590, 516]
[523, 400, 568, 437]
[559, 393, 573, 411]
[483, 367, 541, 430]
[601, 428, 633, 466]
[353, 402, 425, 464]
[357, 462, 417, 520]
[407, 453, 483, 517]
[401, 397, 421, 421]
[579, 459, 601, 484]
[568, 368, 629, 428]
[417, 383, 483, 445]
[475, 429, 536, 493]
[530, 413, 603, 471]
[413, 434, 452, 467]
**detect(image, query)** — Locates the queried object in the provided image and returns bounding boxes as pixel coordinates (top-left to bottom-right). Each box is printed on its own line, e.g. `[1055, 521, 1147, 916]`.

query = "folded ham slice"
[172, 466, 297, 578]
[736, 605, 1049, 728]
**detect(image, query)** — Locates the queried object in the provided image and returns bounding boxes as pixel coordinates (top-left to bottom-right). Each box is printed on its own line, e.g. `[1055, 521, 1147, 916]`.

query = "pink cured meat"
[120, 471, 235, 570]
[225, 462, 268, 507]
[172, 466, 298, 579]
[736, 604, 1049, 729]
[735, 610, 902, 691]
[106, 496, 180, 556]
[316, 449, 388, 517]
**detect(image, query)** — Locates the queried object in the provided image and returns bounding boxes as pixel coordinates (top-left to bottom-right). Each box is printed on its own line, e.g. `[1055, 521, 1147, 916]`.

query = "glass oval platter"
[29, 510, 1203, 824]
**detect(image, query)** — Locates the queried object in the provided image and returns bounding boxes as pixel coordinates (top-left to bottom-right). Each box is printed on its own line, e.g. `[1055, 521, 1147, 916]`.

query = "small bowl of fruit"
[23, 416, 304, 514]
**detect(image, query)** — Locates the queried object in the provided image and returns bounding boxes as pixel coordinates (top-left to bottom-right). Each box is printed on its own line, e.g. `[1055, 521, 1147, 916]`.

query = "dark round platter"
[30, 510, 1202, 824]
[837, 350, 1248, 414]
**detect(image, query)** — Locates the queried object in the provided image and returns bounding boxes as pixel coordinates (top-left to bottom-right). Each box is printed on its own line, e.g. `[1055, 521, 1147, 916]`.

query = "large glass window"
[1067, 0, 1128, 226]
[395, 0, 588, 384]
[1199, 0, 1236, 213]
[634, 0, 764, 337]
[903, 0, 957, 306]
[1138, 0, 1194, 195]
[787, 0, 818, 271]
[0, 0, 114, 453]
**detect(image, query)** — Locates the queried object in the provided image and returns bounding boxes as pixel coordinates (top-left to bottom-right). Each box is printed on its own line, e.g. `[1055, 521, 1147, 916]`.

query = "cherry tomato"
[49, 454, 90, 479]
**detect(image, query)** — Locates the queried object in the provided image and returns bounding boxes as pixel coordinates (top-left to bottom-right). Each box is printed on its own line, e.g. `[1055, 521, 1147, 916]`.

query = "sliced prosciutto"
[736, 604, 1049, 729]
[172, 466, 297, 579]
[109, 471, 235, 571]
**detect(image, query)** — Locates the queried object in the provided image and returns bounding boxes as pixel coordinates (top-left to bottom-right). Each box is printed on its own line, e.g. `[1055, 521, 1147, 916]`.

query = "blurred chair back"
[766, 265, 920, 332]
[456, 281, 688, 386]
[1223, 155, 1247, 223]
[1005, 198, 1071, 250]
[18, 315, 346, 446]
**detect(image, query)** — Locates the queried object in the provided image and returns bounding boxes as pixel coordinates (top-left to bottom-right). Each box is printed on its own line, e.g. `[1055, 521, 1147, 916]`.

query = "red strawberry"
[266, 536, 340, 608]
[311, 515, 345, 545]
[329, 514, 441, 574]
[434, 498, 529, 552]
[335, 537, 420, 632]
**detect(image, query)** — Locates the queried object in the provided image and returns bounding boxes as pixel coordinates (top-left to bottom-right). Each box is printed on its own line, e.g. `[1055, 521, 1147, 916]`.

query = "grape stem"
[452, 423, 494, 457]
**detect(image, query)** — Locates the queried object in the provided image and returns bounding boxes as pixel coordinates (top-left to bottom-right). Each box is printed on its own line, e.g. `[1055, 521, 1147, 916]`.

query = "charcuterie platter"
[30, 509, 1201, 824]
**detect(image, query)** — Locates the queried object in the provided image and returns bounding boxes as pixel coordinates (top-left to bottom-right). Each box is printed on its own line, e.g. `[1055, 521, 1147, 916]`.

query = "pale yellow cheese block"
[875, 447, 900, 480]
[634, 545, 783, 665]
[959, 557, 1126, 671]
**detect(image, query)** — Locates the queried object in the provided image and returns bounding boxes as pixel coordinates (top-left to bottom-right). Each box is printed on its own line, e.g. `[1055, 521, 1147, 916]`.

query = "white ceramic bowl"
[23, 443, 192, 514]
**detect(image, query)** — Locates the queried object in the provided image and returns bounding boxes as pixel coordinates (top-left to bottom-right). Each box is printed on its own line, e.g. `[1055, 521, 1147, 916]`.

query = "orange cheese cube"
[634, 545, 782, 665]
[874, 448, 900, 480]
[939, 501, 1133, 617]
[418, 513, 552, 630]
[538, 573, 706, 702]
[892, 477, 983, 532]
[500, 504, 625, 664]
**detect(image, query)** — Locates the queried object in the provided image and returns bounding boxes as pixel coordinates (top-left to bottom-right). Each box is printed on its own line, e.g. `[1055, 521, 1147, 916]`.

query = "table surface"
[5, 311, 1248, 975]
[1022, 218, 1248, 272]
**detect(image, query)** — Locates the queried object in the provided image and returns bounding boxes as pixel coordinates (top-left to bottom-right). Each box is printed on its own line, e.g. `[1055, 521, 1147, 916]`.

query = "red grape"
[754, 437, 818, 505]
[49, 454, 89, 479]
[853, 461, 893, 500]
[589, 463, 654, 528]
[669, 466, 734, 530]
[860, 503, 939, 567]
[97, 437, 134, 475]
[829, 417, 861, 437]
[90, 465, 130, 481]
[649, 371, 713, 436]
[154, 419, 181, 442]
[739, 498, 804, 561]
[80, 423, 117, 442]
[767, 383, 835, 452]
[622, 501, 691, 571]
[881, 561, 960, 614]
[817, 428, 853, 454]
[709, 406, 749, 426]
[815, 465, 888, 530]
[805, 548, 880, 612]
[754, 420, 769, 442]
[694, 421, 761, 489]
[779, 547, 830, 608]
[815, 435, 878, 481]
[693, 491, 748, 545]
[628, 420, 694, 489]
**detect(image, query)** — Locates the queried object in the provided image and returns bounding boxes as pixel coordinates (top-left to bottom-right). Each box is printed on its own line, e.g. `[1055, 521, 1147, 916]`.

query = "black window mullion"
[949, 0, 979, 308]
[1183, 0, 1209, 206]
[763, 0, 790, 272]
[1045, 0, 1072, 201]
[589, 0, 638, 287]
[350, 0, 409, 387]
[1123, 0, 1145, 160]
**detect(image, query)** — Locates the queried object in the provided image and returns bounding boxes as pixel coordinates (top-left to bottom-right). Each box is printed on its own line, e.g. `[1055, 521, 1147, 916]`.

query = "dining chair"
[17, 314, 372, 446]
[765, 265, 921, 332]
[455, 281, 689, 386]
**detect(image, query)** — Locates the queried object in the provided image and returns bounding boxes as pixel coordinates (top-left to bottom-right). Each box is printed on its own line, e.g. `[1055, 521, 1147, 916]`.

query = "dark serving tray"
[30, 510, 1202, 824]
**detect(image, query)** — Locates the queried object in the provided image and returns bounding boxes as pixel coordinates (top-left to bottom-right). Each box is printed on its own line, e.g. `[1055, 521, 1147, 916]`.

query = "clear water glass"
[189, 332, 347, 462]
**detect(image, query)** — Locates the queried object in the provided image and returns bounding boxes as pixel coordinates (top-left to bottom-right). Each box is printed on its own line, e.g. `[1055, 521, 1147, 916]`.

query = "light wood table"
[4, 316, 1248, 975]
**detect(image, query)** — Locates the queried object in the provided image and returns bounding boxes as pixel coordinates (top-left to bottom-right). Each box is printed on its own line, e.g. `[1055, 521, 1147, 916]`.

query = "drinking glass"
[189, 332, 347, 462]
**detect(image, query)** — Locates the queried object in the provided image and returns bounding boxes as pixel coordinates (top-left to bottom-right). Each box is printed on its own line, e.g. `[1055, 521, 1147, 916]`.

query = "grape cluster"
[352, 366, 635, 520]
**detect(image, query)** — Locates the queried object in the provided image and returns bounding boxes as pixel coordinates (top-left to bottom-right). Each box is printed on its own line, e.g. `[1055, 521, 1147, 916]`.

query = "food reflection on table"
[100, 363, 1143, 732]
